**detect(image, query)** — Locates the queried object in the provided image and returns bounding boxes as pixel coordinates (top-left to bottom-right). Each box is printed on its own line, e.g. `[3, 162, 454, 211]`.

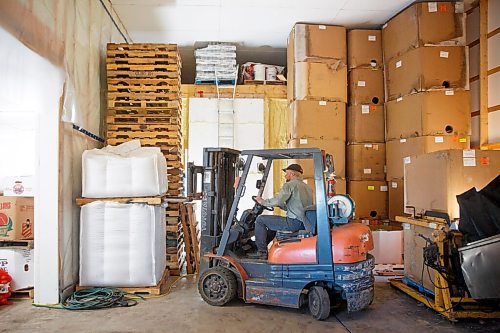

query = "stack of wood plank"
[180, 203, 200, 274]
[105, 43, 184, 274]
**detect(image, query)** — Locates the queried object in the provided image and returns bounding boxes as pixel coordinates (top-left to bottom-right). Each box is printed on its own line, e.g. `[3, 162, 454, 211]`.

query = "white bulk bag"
[82, 140, 167, 198]
[79, 201, 166, 287]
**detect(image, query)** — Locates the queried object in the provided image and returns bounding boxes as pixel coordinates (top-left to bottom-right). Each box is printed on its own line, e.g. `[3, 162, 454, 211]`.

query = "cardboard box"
[386, 135, 470, 180]
[347, 104, 385, 143]
[382, 1, 464, 62]
[347, 180, 388, 219]
[386, 46, 466, 100]
[388, 179, 408, 220]
[370, 230, 403, 264]
[0, 248, 34, 291]
[288, 23, 346, 63]
[0, 197, 34, 241]
[404, 149, 500, 219]
[2, 176, 34, 197]
[348, 68, 384, 105]
[404, 223, 437, 291]
[386, 90, 470, 140]
[303, 177, 346, 202]
[289, 100, 346, 141]
[348, 29, 383, 69]
[347, 143, 386, 181]
[288, 62, 347, 103]
[288, 138, 345, 178]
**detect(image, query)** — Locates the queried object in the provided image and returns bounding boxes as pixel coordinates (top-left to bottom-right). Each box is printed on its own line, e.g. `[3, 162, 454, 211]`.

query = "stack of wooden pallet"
[105, 43, 184, 274]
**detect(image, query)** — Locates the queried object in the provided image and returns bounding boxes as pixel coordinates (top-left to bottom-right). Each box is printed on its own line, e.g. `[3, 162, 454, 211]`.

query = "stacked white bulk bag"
[82, 140, 167, 198]
[80, 201, 166, 287]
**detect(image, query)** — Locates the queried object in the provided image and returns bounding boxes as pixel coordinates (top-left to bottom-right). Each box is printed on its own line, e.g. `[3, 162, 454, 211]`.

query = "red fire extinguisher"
[327, 176, 337, 199]
[0, 268, 12, 305]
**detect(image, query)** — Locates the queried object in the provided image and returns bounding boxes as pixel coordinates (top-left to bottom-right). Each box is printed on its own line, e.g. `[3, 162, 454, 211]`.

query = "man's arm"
[259, 183, 293, 208]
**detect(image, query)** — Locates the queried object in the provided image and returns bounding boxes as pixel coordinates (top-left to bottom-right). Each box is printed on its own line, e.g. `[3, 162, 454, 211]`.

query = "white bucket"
[266, 66, 277, 81]
[254, 64, 266, 80]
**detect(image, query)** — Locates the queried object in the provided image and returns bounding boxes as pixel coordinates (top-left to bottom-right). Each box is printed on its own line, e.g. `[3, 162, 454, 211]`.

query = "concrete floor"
[1, 277, 500, 333]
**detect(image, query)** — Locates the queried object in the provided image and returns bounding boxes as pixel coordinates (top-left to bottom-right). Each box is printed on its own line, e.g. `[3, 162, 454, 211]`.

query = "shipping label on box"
[0, 197, 34, 241]
[2, 176, 34, 197]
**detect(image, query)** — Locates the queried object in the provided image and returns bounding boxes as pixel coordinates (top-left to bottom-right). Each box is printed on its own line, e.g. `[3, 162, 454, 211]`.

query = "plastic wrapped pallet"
[80, 201, 166, 287]
[195, 43, 237, 82]
[82, 140, 167, 198]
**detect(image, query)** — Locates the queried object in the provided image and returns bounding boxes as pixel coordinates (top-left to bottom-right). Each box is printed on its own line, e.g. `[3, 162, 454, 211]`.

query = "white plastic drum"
[266, 66, 277, 81]
[254, 64, 266, 80]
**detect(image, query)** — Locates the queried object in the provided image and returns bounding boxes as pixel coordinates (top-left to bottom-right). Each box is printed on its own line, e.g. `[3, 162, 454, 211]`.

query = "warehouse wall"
[0, 0, 129, 304]
[467, 0, 500, 146]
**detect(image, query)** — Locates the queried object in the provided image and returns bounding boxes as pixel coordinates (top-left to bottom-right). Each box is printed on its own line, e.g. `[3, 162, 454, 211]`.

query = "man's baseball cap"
[282, 164, 303, 174]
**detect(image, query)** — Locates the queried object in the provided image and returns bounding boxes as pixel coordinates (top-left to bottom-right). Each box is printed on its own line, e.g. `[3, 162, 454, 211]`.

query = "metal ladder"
[215, 68, 238, 148]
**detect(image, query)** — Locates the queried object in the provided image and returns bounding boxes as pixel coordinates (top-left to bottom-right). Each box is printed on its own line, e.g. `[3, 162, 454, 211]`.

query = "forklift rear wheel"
[308, 286, 330, 320]
[198, 266, 237, 306]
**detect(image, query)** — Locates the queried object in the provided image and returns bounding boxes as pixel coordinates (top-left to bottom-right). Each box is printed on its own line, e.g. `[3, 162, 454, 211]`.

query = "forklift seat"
[304, 205, 317, 235]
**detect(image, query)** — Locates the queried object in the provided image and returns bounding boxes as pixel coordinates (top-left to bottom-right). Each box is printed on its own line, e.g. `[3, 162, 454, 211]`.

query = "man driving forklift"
[249, 163, 313, 259]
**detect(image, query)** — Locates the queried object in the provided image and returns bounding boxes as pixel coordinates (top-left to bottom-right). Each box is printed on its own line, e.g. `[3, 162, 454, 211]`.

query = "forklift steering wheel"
[252, 196, 274, 211]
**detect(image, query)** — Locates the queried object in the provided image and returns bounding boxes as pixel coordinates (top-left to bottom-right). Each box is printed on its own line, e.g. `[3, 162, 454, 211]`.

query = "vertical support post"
[479, 0, 489, 147]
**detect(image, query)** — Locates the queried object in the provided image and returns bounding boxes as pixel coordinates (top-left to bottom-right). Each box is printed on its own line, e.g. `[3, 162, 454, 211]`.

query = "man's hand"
[255, 196, 264, 204]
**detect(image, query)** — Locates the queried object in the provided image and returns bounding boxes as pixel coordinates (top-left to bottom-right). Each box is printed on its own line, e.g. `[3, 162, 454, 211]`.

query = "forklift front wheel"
[198, 266, 237, 306]
[308, 286, 330, 321]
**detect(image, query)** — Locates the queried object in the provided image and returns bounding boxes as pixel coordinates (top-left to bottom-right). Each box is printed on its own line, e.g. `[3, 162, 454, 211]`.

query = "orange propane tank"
[268, 223, 374, 265]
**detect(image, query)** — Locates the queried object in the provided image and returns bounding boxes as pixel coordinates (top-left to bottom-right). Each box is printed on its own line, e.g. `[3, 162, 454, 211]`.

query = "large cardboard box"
[404, 223, 437, 291]
[386, 90, 470, 140]
[0, 197, 34, 241]
[347, 180, 388, 219]
[0, 248, 34, 291]
[386, 135, 469, 180]
[386, 46, 466, 100]
[347, 143, 386, 181]
[288, 23, 346, 63]
[347, 29, 383, 69]
[348, 68, 384, 105]
[388, 179, 407, 220]
[382, 1, 464, 62]
[370, 230, 403, 264]
[404, 149, 500, 219]
[288, 62, 347, 103]
[288, 138, 345, 178]
[289, 100, 346, 141]
[347, 105, 385, 143]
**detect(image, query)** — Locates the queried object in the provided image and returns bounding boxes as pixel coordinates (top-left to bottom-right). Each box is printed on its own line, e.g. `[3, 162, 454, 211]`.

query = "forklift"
[190, 147, 375, 320]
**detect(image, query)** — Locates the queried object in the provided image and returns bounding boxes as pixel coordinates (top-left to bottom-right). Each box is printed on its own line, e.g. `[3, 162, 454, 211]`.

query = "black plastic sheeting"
[458, 175, 500, 243]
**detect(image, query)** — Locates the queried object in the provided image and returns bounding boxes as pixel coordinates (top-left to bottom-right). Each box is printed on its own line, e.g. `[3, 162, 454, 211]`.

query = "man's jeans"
[254, 215, 304, 252]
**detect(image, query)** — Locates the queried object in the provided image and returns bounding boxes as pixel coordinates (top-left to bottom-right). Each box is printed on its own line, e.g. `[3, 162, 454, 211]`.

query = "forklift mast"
[198, 148, 241, 272]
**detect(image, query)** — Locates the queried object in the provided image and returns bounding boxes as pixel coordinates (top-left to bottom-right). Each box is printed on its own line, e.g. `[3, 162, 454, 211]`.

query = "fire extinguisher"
[327, 176, 337, 199]
[0, 268, 12, 305]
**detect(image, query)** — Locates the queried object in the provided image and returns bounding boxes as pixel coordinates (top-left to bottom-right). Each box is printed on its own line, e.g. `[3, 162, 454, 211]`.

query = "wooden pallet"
[107, 108, 180, 117]
[106, 63, 180, 71]
[107, 43, 178, 52]
[107, 70, 179, 79]
[106, 137, 182, 148]
[107, 123, 180, 132]
[107, 57, 179, 65]
[107, 92, 181, 102]
[77, 269, 169, 296]
[9, 288, 34, 300]
[186, 204, 200, 273]
[75, 196, 165, 206]
[106, 130, 182, 140]
[374, 264, 404, 276]
[107, 84, 180, 94]
[107, 115, 181, 125]
[107, 78, 180, 88]
[244, 80, 286, 85]
[108, 100, 180, 108]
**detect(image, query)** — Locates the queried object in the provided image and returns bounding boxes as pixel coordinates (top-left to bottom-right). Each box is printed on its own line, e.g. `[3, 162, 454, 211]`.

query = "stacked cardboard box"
[382, 2, 469, 220]
[346, 30, 387, 222]
[287, 24, 347, 190]
[105, 43, 184, 275]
